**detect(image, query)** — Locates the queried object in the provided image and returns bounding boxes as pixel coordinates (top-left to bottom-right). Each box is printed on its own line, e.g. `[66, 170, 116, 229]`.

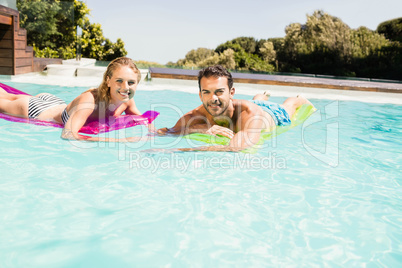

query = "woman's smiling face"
[107, 65, 138, 104]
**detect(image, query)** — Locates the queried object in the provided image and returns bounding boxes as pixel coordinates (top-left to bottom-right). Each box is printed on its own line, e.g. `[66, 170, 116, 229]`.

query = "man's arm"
[228, 108, 265, 149]
[157, 122, 210, 135]
[157, 107, 234, 138]
[159, 123, 234, 138]
[176, 107, 265, 152]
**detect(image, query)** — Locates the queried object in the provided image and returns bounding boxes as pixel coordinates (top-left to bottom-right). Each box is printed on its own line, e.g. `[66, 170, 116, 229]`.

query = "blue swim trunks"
[249, 100, 291, 126]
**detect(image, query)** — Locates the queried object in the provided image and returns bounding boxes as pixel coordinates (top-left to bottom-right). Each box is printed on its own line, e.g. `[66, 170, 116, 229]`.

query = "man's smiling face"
[199, 76, 235, 117]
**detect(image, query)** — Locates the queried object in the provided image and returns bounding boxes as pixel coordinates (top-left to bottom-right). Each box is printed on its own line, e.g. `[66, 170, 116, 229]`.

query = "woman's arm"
[123, 98, 159, 134]
[124, 99, 141, 115]
[61, 93, 147, 142]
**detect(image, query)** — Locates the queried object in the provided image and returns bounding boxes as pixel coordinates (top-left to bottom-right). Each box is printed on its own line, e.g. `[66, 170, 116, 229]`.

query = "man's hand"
[205, 125, 234, 139]
[156, 127, 169, 135]
[156, 124, 234, 139]
[125, 136, 152, 142]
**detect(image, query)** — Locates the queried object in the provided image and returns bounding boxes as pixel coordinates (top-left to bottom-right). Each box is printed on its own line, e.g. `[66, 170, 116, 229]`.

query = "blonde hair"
[92, 57, 141, 106]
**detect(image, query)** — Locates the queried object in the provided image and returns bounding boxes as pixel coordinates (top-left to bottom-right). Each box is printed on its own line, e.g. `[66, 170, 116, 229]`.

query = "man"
[157, 65, 313, 151]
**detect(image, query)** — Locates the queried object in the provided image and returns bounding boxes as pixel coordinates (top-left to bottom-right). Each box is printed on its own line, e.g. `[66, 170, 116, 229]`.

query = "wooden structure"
[0, 5, 33, 75]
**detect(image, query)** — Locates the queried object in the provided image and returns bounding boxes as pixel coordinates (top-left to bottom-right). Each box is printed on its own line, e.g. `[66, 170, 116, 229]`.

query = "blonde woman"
[0, 57, 147, 142]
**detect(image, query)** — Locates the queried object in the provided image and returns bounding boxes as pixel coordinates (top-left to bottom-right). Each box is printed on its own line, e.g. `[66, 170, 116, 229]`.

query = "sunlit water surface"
[0, 81, 401, 267]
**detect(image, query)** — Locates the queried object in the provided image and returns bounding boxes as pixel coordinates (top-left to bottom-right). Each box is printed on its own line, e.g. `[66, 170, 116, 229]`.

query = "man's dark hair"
[198, 65, 233, 91]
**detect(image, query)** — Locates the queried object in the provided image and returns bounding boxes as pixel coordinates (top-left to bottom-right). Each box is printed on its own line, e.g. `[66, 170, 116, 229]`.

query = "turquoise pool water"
[0, 81, 401, 267]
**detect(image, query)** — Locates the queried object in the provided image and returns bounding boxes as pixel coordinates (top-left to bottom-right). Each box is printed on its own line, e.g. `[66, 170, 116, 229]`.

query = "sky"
[84, 0, 402, 64]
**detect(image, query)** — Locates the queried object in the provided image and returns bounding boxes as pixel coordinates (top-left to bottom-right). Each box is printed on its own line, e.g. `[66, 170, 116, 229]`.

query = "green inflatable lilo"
[184, 104, 316, 151]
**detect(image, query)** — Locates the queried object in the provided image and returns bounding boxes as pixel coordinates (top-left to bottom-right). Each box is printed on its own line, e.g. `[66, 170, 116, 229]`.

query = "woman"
[0, 57, 147, 142]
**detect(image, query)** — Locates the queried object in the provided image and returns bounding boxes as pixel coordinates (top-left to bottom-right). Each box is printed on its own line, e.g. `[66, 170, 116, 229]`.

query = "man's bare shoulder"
[185, 104, 207, 117]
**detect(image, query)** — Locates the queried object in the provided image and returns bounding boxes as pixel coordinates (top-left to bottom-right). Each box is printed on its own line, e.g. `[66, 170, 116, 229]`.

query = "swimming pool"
[0, 80, 401, 267]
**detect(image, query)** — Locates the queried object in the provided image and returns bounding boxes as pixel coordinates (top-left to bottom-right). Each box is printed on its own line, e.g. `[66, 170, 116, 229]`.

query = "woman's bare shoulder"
[76, 89, 96, 102]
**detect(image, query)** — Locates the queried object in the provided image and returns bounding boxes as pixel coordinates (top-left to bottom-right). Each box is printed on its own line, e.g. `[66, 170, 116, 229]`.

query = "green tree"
[102, 38, 127, 61]
[176, 48, 215, 67]
[350, 27, 400, 79]
[233, 48, 274, 72]
[377, 17, 402, 42]
[17, 0, 127, 60]
[80, 21, 128, 61]
[53, 0, 89, 48]
[176, 41, 275, 72]
[216, 37, 257, 54]
[281, 10, 352, 61]
[259, 41, 276, 63]
[351, 26, 390, 58]
[268, 38, 285, 51]
[198, 49, 236, 70]
[17, 0, 61, 48]
[277, 10, 400, 79]
[172, 10, 401, 79]
[279, 10, 354, 75]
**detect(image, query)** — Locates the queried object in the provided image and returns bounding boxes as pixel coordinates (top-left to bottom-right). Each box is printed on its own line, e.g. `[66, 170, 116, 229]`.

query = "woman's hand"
[147, 123, 158, 134]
